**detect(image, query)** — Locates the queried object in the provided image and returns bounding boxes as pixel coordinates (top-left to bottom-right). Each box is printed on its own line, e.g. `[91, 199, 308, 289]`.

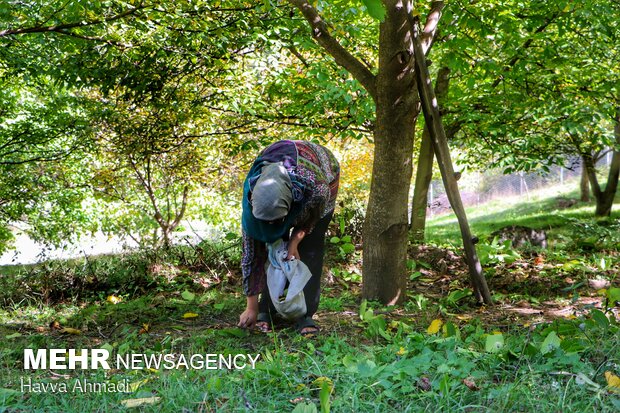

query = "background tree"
[0, 0, 292, 245]
[0, 76, 93, 252]
[436, 0, 619, 215]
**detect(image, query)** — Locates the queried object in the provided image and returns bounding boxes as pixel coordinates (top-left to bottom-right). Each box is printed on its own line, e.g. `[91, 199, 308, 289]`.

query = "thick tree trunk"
[291, 0, 444, 305]
[362, 1, 419, 305]
[580, 160, 590, 202]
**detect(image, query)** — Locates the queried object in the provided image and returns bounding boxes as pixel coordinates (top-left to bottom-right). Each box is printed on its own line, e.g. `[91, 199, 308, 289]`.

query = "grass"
[425, 180, 620, 246]
[1, 182, 620, 412]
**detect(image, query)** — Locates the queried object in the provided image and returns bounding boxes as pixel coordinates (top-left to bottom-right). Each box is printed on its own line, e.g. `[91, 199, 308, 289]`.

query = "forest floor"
[0, 186, 619, 412]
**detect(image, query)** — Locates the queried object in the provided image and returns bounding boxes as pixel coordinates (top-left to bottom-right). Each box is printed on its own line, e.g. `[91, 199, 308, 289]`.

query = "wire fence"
[426, 153, 614, 216]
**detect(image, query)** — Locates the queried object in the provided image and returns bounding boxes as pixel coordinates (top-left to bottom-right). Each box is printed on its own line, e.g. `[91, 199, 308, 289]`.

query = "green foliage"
[0, 78, 93, 252]
[1, 264, 620, 412]
[0, 238, 240, 306]
[329, 235, 355, 260]
[442, 288, 473, 308]
[477, 238, 521, 266]
[606, 288, 620, 310]
[330, 197, 365, 243]
[438, 0, 619, 175]
[0, 0, 296, 247]
[292, 402, 318, 413]
[564, 217, 620, 251]
[360, 0, 386, 22]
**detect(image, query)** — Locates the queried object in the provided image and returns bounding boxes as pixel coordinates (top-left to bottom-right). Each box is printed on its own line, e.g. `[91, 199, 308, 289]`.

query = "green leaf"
[560, 338, 586, 354]
[181, 290, 196, 301]
[439, 374, 451, 394]
[342, 354, 356, 369]
[225, 232, 238, 240]
[485, 333, 504, 353]
[607, 288, 620, 305]
[5, 333, 22, 339]
[361, 0, 386, 21]
[329, 236, 341, 244]
[340, 243, 355, 254]
[446, 289, 472, 305]
[541, 331, 562, 355]
[0, 388, 20, 402]
[409, 271, 422, 281]
[590, 309, 610, 329]
[443, 322, 459, 338]
[292, 402, 318, 413]
[217, 328, 249, 338]
[319, 380, 331, 413]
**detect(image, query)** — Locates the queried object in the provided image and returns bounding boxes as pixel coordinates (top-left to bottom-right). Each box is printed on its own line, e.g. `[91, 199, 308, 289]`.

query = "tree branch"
[127, 154, 165, 229]
[287, 0, 377, 100]
[491, 11, 560, 88]
[56, 29, 131, 48]
[421, 1, 445, 54]
[0, 5, 147, 38]
[287, 45, 310, 68]
[171, 185, 189, 230]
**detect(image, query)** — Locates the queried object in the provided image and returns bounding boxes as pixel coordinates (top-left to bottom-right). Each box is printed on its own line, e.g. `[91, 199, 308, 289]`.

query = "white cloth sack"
[266, 239, 312, 320]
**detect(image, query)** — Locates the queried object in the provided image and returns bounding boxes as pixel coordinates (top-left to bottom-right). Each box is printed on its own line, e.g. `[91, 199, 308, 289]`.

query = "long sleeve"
[292, 141, 340, 234]
[241, 228, 268, 296]
[294, 191, 326, 234]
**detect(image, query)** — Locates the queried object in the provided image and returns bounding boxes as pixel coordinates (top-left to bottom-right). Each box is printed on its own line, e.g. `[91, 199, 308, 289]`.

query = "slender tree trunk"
[410, 128, 433, 243]
[161, 227, 171, 248]
[410, 67, 451, 242]
[595, 151, 620, 215]
[584, 109, 620, 217]
[413, 22, 491, 304]
[160, 185, 189, 248]
[362, 1, 419, 305]
[580, 159, 590, 202]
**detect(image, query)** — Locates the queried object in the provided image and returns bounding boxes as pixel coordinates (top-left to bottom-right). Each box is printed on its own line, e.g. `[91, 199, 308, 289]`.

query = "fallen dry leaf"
[120, 397, 161, 408]
[427, 319, 443, 334]
[139, 323, 150, 334]
[589, 279, 610, 290]
[463, 377, 479, 391]
[416, 377, 431, 391]
[106, 295, 122, 304]
[605, 371, 620, 391]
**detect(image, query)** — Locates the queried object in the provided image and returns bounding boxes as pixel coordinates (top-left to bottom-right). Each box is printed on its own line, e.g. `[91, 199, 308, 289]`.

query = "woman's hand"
[287, 229, 306, 260]
[287, 244, 300, 260]
[238, 295, 259, 329]
[238, 307, 258, 329]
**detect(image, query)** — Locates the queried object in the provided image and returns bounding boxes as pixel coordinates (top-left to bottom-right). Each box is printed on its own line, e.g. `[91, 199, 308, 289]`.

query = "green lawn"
[1, 183, 619, 412]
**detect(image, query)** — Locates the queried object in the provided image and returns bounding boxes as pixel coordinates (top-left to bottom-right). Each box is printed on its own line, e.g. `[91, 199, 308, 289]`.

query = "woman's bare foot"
[256, 321, 272, 333]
